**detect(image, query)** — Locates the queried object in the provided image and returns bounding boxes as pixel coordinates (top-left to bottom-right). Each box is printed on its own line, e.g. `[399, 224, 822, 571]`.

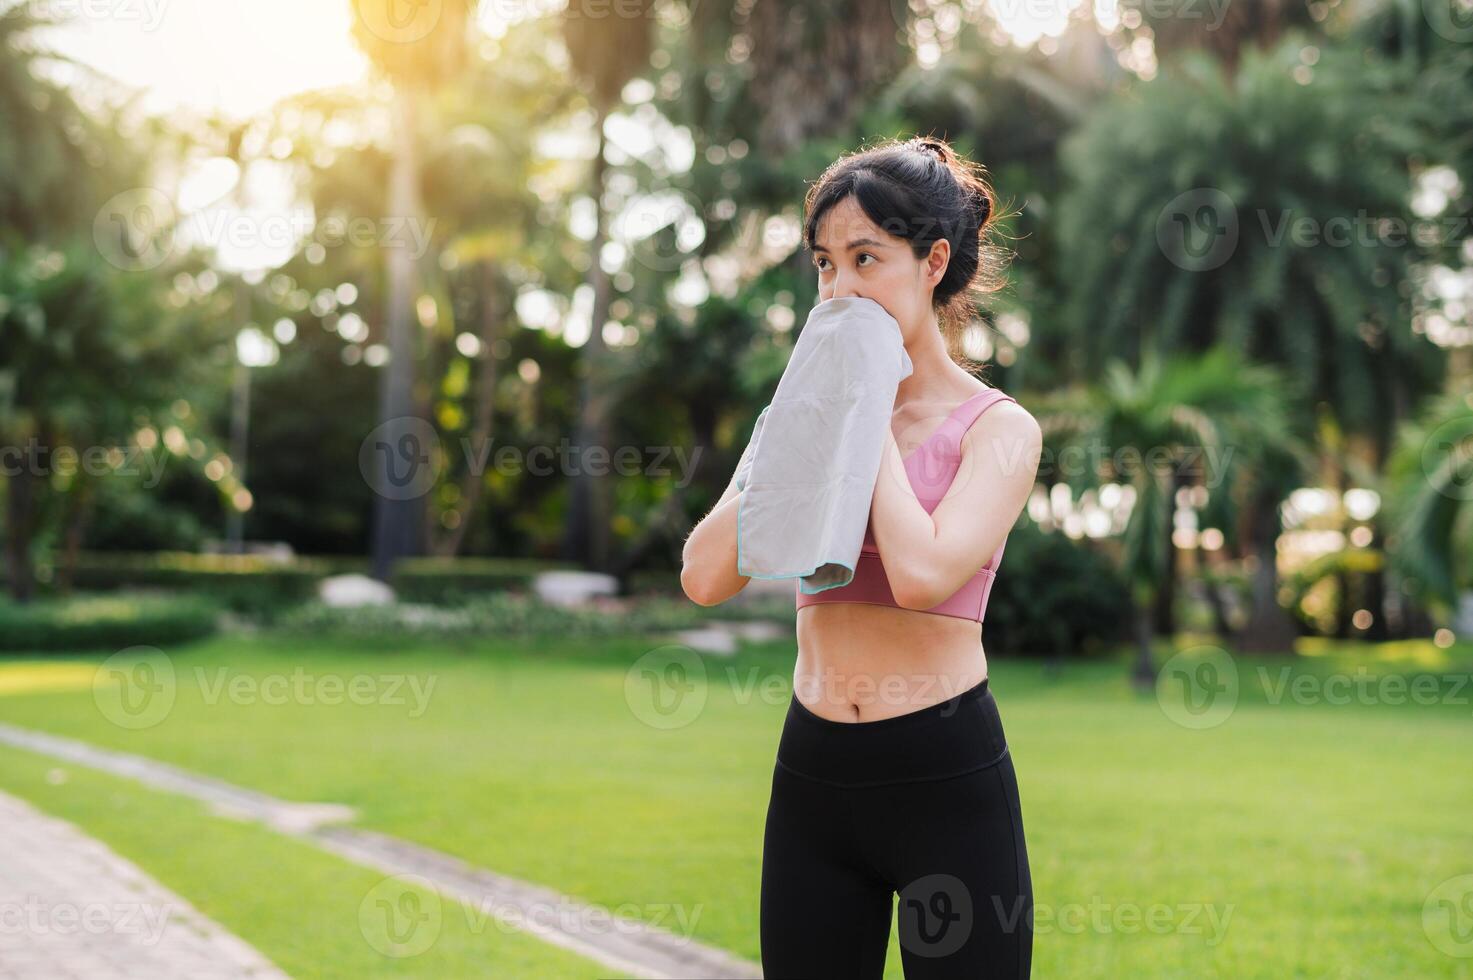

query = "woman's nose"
[830, 271, 861, 300]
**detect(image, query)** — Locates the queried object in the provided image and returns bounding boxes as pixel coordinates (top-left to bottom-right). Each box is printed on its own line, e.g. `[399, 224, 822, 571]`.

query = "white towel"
[734, 296, 913, 593]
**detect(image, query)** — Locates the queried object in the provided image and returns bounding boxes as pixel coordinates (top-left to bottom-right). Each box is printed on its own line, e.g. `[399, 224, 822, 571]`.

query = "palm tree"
[557, 0, 656, 571]
[1383, 390, 1473, 621]
[1057, 34, 1446, 640]
[1037, 346, 1301, 686]
[350, 0, 473, 580]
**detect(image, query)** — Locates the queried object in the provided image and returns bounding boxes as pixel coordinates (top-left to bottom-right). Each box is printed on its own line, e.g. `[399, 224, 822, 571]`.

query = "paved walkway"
[0, 790, 289, 980]
[0, 723, 764, 979]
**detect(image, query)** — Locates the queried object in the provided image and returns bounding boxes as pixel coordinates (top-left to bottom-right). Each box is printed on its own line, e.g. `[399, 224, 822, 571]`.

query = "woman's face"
[810, 194, 949, 346]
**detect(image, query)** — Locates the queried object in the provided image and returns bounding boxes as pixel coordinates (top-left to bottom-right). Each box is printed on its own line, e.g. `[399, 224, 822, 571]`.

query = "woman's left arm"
[869, 403, 1042, 609]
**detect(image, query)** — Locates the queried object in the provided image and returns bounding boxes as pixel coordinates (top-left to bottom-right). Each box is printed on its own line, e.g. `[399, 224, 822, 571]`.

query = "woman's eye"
[857, 252, 875, 266]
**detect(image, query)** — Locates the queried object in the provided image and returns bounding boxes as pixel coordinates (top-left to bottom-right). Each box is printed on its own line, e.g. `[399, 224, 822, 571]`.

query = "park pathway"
[0, 789, 289, 980]
[0, 723, 764, 979]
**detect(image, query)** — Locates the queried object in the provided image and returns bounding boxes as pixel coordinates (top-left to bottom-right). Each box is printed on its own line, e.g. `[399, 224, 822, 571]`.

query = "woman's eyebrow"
[811, 237, 886, 253]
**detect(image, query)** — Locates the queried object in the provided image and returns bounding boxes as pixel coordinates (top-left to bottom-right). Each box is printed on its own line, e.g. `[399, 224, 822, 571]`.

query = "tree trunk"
[55, 476, 94, 595]
[1153, 471, 1183, 637]
[1131, 594, 1157, 690]
[562, 109, 615, 572]
[1237, 493, 1299, 653]
[1199, 543, 1233, 638]
[436, 260, 502, 557]
[4, 462, 37, 603]
[2, 417, 51, 603]
[370, 83, 427, 582]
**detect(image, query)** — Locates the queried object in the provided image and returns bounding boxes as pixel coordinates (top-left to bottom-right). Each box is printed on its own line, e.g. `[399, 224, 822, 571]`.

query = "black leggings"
[760, 676, 1033, 979]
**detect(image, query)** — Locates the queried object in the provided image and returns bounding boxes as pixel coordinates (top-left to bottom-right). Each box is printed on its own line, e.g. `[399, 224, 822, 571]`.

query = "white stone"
[318, 574, 395, 607]
[671, 627, 738, 656]
[533, 570, 619, 607]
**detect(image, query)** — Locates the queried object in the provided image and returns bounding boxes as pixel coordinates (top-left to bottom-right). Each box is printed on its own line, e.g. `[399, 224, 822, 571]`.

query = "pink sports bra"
[795, 387, 1018, 624]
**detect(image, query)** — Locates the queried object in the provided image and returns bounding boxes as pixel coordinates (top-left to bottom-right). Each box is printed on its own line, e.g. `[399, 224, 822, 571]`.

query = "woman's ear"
[926, 239, 950, 287]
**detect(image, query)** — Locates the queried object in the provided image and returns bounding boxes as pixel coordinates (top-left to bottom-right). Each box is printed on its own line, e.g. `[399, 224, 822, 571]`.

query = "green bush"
[274, 590, 796, 640]
[0, 592, 220, 652]
[42, 551, 325, 618]
[388, 557, 577, 605]
[983, 521, 1133, 657]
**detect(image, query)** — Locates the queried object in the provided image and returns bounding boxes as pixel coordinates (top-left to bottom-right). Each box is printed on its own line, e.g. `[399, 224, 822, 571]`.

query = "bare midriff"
[794, 601, 988, 722]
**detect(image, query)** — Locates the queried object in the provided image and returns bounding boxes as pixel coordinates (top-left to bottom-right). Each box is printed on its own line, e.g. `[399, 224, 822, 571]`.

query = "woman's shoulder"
[963, 388, 1041, 451]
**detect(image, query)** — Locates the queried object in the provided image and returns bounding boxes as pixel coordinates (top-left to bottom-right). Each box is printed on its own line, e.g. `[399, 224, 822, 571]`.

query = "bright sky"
[39, 0, 369, 119]
[38, 0, 1068, 119]
[34, 0, 1072, 276]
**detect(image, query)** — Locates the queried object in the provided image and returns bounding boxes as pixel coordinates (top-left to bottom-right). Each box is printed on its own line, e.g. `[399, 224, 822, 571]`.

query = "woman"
[681, 136, 1041, 979]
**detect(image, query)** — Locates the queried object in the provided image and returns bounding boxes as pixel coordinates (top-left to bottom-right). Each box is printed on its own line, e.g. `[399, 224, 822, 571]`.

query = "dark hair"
[802, 135, 1014, 371]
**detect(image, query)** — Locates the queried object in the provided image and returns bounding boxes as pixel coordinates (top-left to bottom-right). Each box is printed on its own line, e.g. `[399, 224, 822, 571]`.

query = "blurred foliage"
[0, 591, 220, 652]
[0, 0, 1468, 638]
[983, 520, 1134, 657]
[39, 550, 326, 617]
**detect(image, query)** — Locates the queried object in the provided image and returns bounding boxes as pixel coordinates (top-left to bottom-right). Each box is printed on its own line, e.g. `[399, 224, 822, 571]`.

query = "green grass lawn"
[1, 628, 1471, 978]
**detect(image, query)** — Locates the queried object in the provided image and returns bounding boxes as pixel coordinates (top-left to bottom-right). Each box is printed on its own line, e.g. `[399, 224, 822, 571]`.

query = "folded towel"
[734, 296, 914, 593]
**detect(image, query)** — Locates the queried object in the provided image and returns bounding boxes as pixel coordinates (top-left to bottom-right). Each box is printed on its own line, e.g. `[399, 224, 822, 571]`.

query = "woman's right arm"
[679, 464, 751, 606]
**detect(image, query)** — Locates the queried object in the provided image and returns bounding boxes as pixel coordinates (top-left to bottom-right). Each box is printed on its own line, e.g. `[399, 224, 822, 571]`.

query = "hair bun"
[969, 185, 992, 226]
[914, 137, 949, 162]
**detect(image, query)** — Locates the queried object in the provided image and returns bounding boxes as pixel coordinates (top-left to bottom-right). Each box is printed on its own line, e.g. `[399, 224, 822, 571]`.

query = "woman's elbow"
[890, 566, 944, 611]
[680, 563, 719, 606]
